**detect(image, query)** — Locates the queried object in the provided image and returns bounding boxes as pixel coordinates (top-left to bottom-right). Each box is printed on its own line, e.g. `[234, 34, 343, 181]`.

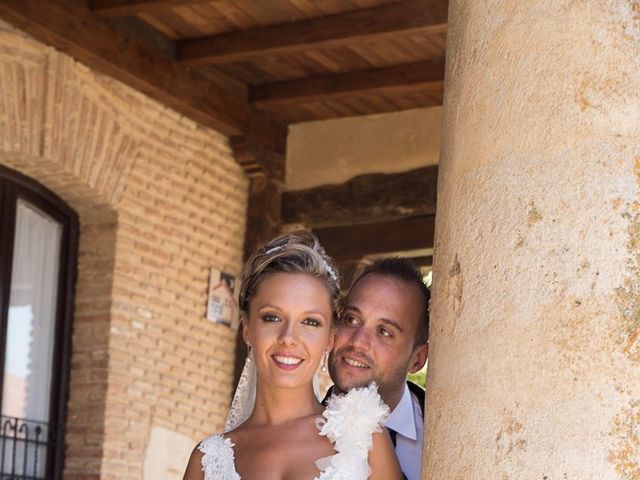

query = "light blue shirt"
[385, 384, 424, 480]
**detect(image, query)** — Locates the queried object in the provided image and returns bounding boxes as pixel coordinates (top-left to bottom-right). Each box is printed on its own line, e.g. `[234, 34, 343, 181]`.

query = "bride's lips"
[272, 354, 304, 370]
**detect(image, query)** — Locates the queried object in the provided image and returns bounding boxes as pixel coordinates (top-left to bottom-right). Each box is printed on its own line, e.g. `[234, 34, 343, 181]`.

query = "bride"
[182, 232, 401, 480]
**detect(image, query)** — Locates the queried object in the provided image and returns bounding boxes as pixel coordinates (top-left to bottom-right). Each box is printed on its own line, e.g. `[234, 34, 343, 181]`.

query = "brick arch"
[0, 28, 121, 476]
[0, 23, 126, 480]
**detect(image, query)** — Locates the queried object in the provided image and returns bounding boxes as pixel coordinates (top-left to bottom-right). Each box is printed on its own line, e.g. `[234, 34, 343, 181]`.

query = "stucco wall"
[0, 21, 246, 480]
[286, 107, 442, 190]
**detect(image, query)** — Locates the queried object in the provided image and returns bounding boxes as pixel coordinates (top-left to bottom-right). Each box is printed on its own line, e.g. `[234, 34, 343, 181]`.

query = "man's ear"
[408, 343, 428, 374]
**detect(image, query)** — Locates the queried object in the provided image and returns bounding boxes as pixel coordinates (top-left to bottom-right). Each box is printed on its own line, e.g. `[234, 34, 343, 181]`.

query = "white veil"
[223, 351, 323, 433]
[223, 353, 257, 433]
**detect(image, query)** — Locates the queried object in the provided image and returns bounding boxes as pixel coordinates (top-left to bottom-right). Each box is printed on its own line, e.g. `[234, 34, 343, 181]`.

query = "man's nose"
[348, 326, 371, 351]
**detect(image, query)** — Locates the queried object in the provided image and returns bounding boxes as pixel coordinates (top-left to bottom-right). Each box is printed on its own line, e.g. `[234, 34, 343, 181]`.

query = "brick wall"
[0, 21, 247, 479]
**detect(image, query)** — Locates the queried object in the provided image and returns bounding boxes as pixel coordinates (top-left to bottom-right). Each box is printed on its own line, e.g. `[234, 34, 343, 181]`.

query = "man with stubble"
[327, 258, 429, 480]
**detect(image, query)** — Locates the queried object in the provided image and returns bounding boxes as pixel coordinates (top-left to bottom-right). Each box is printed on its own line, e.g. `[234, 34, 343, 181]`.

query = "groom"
[326, 258, 429, 480]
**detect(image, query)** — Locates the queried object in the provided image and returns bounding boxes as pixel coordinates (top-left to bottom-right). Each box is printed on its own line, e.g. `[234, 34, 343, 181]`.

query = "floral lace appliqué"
[315, 383, 390, 480]
[198, 435, 240, 480]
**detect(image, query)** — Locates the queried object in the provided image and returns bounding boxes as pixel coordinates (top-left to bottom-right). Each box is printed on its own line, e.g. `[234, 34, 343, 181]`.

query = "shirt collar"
[385, 383, 418, 440]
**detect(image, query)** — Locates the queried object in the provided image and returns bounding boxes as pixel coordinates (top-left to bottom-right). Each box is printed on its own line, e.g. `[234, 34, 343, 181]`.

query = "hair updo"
[238, 231, 341, 323]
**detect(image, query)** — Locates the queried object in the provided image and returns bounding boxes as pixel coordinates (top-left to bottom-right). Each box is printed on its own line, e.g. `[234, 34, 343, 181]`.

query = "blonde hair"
[239, 231, 341, 322]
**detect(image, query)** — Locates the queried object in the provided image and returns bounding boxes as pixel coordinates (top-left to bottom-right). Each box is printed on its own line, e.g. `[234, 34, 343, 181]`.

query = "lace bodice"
[198, 384, 389, 480]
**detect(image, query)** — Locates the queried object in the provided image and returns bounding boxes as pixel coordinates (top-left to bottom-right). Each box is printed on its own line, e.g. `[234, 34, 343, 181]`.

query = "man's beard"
[328, 347, 410, 407]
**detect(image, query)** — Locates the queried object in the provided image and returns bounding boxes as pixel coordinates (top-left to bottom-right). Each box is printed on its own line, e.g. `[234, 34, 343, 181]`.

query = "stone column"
[425, 1, 640, 479]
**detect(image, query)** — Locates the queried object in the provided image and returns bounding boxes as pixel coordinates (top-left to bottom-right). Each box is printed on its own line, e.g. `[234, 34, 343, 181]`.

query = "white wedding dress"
[198, 384, 389, 480]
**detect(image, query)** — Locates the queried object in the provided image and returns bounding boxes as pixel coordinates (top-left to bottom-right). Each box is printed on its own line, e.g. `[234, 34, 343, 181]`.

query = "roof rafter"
[251, 61, 445, 107]
[178, 0, 448, 66]
[282, 166, 439, 228]
[315, 215, 436, 262]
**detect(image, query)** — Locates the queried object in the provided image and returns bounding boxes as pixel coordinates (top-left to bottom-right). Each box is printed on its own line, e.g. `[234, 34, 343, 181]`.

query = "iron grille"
[0, 415, 59, 480]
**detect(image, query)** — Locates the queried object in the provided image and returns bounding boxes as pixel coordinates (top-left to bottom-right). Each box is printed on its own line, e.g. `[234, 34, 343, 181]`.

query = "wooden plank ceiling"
[93, 0, 448, 125]
[0, 0, 447, 152]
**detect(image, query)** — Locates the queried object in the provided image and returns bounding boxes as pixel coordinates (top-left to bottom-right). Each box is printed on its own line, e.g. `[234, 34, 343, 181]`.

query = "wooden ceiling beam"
[282, 166, 439, 228]
[91, 0, 215, 18]
[178, 0, 448, 66]
[230, 136, 285, 182]
[251, 61, 445, 107]
[314, 215, 436, 262]
[0, 0, 287, 156]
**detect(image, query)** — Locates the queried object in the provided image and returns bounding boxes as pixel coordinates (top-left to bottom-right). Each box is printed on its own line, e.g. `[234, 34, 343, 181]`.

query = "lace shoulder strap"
[315, 383, 390, 480]
[198, 435, 241, 480]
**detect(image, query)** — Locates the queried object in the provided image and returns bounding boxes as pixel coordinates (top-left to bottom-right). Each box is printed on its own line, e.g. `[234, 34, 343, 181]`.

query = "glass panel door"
[2, 199, 62, 479]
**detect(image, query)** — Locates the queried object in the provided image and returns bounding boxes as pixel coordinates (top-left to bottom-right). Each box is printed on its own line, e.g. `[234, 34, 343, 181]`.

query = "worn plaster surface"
[424, 1, 640, 478]
[286, 107, 441, 190]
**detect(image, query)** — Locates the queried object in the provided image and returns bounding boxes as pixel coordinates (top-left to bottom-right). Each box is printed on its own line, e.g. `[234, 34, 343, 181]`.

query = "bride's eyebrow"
[258, 304, 327, 316]
[256, 303, 282, 311]
[300, 309, 328, 317]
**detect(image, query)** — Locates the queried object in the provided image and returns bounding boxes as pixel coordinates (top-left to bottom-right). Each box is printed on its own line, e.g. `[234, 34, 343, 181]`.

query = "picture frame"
[206, 268, 239, 329]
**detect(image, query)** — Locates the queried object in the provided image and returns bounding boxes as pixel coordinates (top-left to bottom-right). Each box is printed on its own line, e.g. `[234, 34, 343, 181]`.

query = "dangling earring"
[320, 351, 328, 373]
[246, 345, 252, 364]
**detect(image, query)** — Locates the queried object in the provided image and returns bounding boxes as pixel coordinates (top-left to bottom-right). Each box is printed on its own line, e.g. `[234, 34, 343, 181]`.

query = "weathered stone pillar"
[425, 1, 640, 479]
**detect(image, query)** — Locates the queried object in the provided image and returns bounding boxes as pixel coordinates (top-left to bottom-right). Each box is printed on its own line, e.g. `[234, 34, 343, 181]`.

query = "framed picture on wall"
[206, 268, 239, 329]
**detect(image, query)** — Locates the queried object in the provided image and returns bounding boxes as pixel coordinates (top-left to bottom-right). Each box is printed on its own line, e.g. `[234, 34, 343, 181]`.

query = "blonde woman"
[182, 232, 401, 480]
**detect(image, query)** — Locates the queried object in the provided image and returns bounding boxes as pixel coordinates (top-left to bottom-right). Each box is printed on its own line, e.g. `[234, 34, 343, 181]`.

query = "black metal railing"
[0, 415, 59, 480]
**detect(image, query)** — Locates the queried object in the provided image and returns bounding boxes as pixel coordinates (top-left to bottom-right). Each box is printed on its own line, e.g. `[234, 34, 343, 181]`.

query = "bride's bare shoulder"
[182, 443, 205, 480]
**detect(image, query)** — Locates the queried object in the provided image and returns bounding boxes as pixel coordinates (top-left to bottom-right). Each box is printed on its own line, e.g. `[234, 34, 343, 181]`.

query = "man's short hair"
[353, 257, 430, 346]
